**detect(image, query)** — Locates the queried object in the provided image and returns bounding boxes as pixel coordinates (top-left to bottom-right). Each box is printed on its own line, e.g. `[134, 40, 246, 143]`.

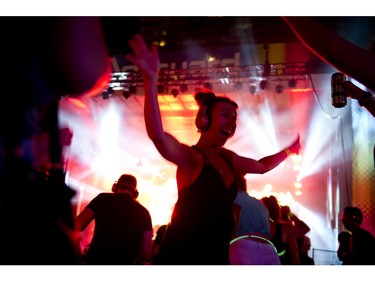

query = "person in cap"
[75, 174, 153, 265]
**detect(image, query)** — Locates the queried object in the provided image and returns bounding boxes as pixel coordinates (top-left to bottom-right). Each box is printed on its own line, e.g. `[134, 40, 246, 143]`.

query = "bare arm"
[75, 208, 95, 232]
[279, 223, 301, 265]
[336, 80, 375, 117]
[125, 34, 191, 166]
[282, 16, 375, 92]
[232, 203, 242, 238]
[139, 230, 153, 264]
[231, 135, 300, 174]
[286, 230, 301, 265]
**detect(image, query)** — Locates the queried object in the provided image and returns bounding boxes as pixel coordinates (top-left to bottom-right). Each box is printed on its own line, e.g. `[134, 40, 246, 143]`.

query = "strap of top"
[191, 145, 235, 174]
[191, 145, 208, 164]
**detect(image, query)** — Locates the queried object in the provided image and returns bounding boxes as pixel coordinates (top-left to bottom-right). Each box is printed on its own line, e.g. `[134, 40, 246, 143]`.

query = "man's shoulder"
[356, 228, 375, 244]
[358, 228, 375, 237]
[94, 192, 114, 200]
[133, 201, 151, 214]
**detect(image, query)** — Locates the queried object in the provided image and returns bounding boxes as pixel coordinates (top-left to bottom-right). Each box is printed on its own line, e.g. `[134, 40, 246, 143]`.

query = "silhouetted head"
[281, 205, 291, 221]
[297, 235, 311, 254]
[338, 231, 351, 245]
[261, 195, 281, 221]
[112, 174, 139, 199]
[340, 206, 363, 232]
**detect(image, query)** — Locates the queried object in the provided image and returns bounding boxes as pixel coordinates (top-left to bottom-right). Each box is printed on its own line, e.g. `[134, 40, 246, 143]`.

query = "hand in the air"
[288, 135, 301, 155]
[125, 34, 160, 81]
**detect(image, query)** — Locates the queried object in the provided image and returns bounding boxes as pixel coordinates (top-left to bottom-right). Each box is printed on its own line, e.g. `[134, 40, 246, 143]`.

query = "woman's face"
[207, 101, 237, 145]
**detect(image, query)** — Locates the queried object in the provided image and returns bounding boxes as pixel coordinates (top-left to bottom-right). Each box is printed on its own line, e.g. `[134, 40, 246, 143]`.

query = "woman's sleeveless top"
[154, 146, 238, 265]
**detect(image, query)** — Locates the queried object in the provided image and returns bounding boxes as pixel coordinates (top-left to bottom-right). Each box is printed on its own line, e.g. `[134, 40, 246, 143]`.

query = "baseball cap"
[117, 174, 137, 188]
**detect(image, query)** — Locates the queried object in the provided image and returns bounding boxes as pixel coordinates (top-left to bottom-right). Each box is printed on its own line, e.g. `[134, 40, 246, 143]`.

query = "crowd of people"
[74, 170, 375, 266]
[0, 16, 374, 265]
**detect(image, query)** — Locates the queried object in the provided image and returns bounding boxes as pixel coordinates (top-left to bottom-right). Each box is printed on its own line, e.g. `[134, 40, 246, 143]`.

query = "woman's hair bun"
[194, 91, 216, 106]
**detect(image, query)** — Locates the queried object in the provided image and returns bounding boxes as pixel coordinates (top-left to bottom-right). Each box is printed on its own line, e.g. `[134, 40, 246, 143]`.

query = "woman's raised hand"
[125, 34, 160, 81]
[289, 134, 301, 155]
